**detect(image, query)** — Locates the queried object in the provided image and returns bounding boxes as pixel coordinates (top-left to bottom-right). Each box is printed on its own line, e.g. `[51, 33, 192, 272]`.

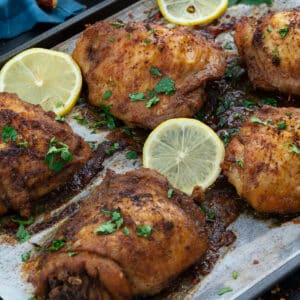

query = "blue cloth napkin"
[0, 0, 85, 39]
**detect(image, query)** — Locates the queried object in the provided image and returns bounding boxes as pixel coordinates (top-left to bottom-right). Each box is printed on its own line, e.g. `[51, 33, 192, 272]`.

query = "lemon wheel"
[0, 48, 82, 116]
[143, 118, 225, 194]
[157, 0, 228, 26]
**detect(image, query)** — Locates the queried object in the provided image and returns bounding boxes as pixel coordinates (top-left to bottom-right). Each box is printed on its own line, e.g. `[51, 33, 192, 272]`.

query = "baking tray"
[0, 0, 299, 299]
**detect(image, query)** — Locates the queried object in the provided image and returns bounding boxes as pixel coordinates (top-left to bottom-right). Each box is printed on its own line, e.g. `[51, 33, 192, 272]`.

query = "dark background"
[0, 0, 299, 299]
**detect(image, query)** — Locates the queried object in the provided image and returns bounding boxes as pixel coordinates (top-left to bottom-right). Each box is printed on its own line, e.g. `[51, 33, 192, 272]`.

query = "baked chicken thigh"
[222, 106, 300, 214]
[235, 10, 300, 95]
[72, 21, 226, 129]
[32, 168, 208, 299]
[0, 93, 91, 217]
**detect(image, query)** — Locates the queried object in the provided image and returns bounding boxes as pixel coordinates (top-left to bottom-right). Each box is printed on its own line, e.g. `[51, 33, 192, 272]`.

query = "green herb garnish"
[155, 77, 176, 95]
[109, 21, 124, 28]
[237, 159, 244, 168]
[136, 225, 153, 238]
[1, 125, 18, 142]
[232, 271, 238, 280]
[72, 114, 88, 125]
[267, 24, 273, 32]
[16, 225, 31, 243]
[229, 0, 272, 6]
[55, 116, 65, 122]
[94, 209, 124, 235]
[145, 38, 151, 44]
[17, 141, 28, 148]
[217, 287, 233, 295]
[123, 226, 130, 235]
[45, 137, 73, 173]
[126, 150, 138, 160]
[99, 104, 119, 130]
[55, 101, 63, 108]
[105, 142, 119, 155]
[242, 100, 256, 108]
[102, 90, 112, 100]
[129, 92, 146, 101]
[284, 142, 300, 155]
[167, 188, 174, 199]
[276, 122, 287, 130]
[146, 96, 160, 108]
[250, 116, 272, 126]
[68, 252, 77, 257]
[279, 26, 289, 37]
[21, 251, 31, 262]
[150, 67, 162, 76]
[40, 238, 67, 252]
[261, 98, 277, 106]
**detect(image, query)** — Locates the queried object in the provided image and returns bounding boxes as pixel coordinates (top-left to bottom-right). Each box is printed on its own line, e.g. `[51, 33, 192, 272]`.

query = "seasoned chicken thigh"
[32, 168, 208, 299]
[72, 21, 226, 129]
[0, 93, 91, 217]
[235, 10, 300, 95]
[222, 106, 300, 214]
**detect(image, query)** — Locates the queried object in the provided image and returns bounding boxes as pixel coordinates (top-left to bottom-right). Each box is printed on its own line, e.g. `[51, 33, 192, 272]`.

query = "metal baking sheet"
[0, 1, 299, 300]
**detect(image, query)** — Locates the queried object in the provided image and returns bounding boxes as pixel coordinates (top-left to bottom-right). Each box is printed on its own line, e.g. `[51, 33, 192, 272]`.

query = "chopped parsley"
[224, 41, 233, 50]
[28, 297, 36, 300]
[220, 128, 240, 146]
[237, 159, 244, 168]
[1, 125, 18, 142]
[16, 225, 31, 243]
[155, 77, 176, 95]
[129, 92, 146, 101]
[108, 37, 115, 43]
[242, 100, 256, 108]
[167, 188, 174, 199]
[232, 271, 238, 280]
[148, 28, 155, 35]
[55, 116, 65, 122]
[21, 251, 31, 262]
[102, 90, 112, 100]
[55, 101, 63, 108]
[136, 225, 152, 238]
[40, 238, 67, 252]
[229, 0, 272, 6]
[68, 252, 77, 257]
[17, 141, 28, 148]
[126, 150, 138, 160]
[99, 104, 119, 130]
[109, 21, 124, 28]
[279, 26, 289, 38]
[276, 122, 287, 130]
[150, 67, 162, 76]
[12, 216, 35, 226]
[45, 137, 73, 173]
[267, 24, 273, 32]
[93, 209, 124, 235]
[87, 141, 97, 150]
[77, 97, 86, 105]
[123, 226, 130, 235]
[273, 46, 279, 57]
[145, 38, 151, 44]
[284, 142, 300, 155]
[250, 116, 272, 126]
[146, 96, 160, 108]
[105, 142, 119, 155]
[72, 114, 88, 125]
[261, 98, 277, 106]
[217, 287, 233, 295]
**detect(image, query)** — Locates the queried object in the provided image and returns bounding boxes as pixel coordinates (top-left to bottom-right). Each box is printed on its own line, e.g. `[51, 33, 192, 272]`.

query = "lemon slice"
[157, 0, 228, 26]
[0, 48, 82, 116]
[143, 118, 225, 194]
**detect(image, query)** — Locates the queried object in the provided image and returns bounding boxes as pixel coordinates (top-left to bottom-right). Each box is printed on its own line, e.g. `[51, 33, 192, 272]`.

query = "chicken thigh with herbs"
[0, 92, 92, 217]
[222, 106, 300, 214]
[32, 168, 208, 300]
[235, 10, 300, 95]
[72, 21, 226, 129]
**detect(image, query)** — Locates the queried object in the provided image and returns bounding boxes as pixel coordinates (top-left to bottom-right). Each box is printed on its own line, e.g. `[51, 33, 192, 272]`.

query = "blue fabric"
[0, 0, 84, 39]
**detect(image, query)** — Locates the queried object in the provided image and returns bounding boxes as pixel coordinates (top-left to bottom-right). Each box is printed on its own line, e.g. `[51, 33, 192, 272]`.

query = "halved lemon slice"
[0, 48, 82, 116]
[157, 0, 228, 26]
[143, 118, 225, 194]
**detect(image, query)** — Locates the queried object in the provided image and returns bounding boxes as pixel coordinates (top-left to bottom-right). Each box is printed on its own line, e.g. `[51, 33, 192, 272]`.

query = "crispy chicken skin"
[235, 10, 300, 95]
[32, 168, 208, 300]
[72, 21, 226, 129]
[222, 106, 300, 214]
[0, 93, 92, 217]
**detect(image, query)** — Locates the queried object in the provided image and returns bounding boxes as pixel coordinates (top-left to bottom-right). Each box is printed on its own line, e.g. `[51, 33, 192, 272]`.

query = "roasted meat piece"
[0, 92, 92, 217]
[235, 10, 300, 95]
[222, 106, 300, 214]
[32, 168, 208, 299]
[72, 21, 226, 129]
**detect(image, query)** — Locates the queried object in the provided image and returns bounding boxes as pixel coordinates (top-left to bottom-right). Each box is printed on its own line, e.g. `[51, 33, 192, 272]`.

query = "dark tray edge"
[235, 253, 300, 300]
[0, 0, 139, 67]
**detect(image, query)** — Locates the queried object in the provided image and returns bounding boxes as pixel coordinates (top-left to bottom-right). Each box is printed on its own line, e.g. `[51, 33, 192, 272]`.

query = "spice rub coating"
[0, 92, 91, 217]
[235, 9, 300, 95]
[222, 106, 300, 213]
[72, 21, 226, 129]
[32, 168, 208, 299]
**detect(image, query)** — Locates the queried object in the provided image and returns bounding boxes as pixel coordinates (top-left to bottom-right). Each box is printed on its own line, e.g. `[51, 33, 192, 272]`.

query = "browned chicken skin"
[32, 168, 208, 299]
[222, 106, 300, 214]
[0, 92, 92, 217]
[235, 9, 300, 95]
[72, 21, 226, 129]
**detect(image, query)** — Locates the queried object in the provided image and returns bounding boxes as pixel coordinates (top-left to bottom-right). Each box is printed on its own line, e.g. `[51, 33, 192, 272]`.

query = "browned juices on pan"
[0, 92, 92, 217]
[235, 9, 300, 95]
[222, 106, 300, 214]
[72, 21, 226, 129]
[31, 168, 208, 300]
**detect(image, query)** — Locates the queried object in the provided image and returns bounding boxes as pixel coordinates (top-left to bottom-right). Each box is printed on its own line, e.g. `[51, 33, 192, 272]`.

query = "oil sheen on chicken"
[0, 92, 92, 217]
[235, 9, 300, 95]
[31, 168, 208, 300]
[222, 106, 300, 214]
[72, 21, 226, 129]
